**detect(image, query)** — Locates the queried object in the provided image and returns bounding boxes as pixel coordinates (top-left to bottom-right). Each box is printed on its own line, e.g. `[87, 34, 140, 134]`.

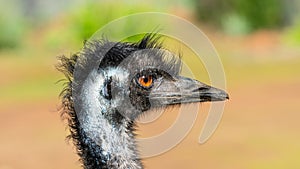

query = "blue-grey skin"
[57, 34, 228, 169]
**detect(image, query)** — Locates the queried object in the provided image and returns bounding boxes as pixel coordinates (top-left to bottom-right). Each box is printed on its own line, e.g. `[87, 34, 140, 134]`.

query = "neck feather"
[69, 70, 143, 169]
[75, 113, 143, 169]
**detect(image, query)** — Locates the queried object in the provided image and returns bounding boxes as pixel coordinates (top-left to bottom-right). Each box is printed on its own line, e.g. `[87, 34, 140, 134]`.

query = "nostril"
[192, 87, 210, 92]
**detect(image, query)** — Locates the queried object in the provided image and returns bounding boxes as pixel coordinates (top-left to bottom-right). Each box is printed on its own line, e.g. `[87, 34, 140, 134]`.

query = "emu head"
[65, 34, 228, 126]
[57, 33, 229, 169]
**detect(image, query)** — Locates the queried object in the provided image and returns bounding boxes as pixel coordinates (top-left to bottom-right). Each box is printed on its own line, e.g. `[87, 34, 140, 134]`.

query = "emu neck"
[77, 70, 143, 169]
[77, 111, 142, 169]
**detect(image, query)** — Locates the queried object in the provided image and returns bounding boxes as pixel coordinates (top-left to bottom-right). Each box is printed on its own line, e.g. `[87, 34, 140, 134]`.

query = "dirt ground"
[0, 31, 300, 169]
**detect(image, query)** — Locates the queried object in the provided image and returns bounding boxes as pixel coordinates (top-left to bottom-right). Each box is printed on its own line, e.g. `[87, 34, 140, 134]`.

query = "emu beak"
[149, 76, 229, 106]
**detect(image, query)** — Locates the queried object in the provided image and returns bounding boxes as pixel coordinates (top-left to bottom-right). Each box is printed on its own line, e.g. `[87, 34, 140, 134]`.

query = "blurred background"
[0, 0, 300, 168]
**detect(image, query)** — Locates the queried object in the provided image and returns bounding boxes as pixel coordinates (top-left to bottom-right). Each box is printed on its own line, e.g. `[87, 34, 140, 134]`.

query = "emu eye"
[138, 75, 153, 88]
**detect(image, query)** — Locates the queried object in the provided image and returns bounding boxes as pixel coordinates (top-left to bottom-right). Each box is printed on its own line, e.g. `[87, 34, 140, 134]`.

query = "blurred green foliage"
[43, 1, 165, 50]
[195, 0, 284, 34]
[0, 1, 27, 49]
[69, 1, 155, 40]
[285, 22, 300, 45]
[1, 0, 300, 50]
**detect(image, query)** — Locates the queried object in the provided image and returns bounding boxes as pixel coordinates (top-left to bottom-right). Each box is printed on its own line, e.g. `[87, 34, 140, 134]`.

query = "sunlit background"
[1, 0, 300, 168]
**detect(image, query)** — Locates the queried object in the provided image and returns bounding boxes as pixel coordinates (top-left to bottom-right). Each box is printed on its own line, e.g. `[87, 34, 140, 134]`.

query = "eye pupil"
[143, 77, 148, 83]
[138, 75, 153, 88]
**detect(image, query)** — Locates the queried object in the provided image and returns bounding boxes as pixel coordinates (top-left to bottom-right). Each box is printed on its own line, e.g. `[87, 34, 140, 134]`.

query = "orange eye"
[138, 75, 153, 88]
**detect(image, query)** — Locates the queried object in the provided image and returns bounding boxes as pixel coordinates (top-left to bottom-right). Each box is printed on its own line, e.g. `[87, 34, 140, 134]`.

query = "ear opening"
[101, 76, 112, 100]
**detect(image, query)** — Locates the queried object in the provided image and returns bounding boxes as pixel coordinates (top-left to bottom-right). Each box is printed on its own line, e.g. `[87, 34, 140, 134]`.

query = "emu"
[58, 34, 228, 169]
